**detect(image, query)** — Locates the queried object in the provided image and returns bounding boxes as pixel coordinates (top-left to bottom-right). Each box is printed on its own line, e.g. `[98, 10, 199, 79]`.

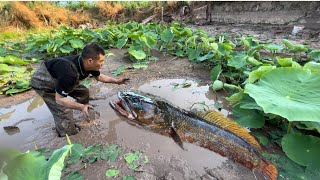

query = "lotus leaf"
[128, 49, 146, 60]
[276, 56, 293, 67]
[101, 144, 123, 161]
[228, 52, 246, 69]
[112, 65, 126, 76]
[246, 56, 262, 66]
[309, 49, 320, 61]
[210, 65, 222, 82]
[239, 94, 263, 111]
[140, 36, 157, 49]
[116, 37, 128, 49]
[262, 153, 318, 180]
[196, 51, 215, 62]
[264, 44, 284, 52]
[67, 144, 85, 165]
[296, 122, 320, 133]
[245, 67, 320, 122]
[69, 39, 84, 49]
[303, 61, 320, 73]
[282, 134, 320, 169]
[232, 105, 265, 128]
[281, 39, 307, 52]
[4, 151, 47, 180]
[60, 45, 74, 54]
[247, 66, 276, 84]
[251, 132, 270, 145]
[187, 48, 201, 61]
[160, 29, 174, 43]
[105, 169, 119, 177]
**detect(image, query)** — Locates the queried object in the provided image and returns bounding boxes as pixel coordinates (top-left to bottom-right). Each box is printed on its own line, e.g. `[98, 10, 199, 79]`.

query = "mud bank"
[193, 1, 320, 30]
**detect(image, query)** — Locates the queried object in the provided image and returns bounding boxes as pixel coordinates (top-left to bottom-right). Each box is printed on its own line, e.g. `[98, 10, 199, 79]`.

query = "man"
[31, 42, 129, 137]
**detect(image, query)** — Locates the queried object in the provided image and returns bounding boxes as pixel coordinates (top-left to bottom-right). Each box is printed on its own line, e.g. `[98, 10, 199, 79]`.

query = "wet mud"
[0, 48, 261, 179]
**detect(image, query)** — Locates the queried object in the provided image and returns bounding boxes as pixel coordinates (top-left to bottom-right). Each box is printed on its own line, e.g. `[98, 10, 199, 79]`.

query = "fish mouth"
[109, 92, 137, 120]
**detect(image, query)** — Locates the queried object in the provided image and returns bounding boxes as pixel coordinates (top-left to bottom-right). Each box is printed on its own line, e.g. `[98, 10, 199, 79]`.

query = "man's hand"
[116, 78, 130, 85]
[81, 104, 94, 119]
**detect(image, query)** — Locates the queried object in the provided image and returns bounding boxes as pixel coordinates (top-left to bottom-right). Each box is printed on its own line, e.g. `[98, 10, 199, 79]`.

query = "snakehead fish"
[109, 90, 278, 180]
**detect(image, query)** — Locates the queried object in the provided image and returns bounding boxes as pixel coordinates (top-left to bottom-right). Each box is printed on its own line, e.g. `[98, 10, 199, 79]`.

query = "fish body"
[110, 90, 277, 180]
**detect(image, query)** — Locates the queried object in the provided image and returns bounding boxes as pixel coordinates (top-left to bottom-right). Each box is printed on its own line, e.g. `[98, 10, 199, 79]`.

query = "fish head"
[110, 90, 166, 127]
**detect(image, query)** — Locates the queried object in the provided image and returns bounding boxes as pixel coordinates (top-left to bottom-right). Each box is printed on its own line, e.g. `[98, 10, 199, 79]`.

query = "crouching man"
[31, 42, 129, 137]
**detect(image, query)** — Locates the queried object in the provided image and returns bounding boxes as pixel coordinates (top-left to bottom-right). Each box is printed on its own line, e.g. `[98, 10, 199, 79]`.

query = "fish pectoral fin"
[170, 127, 185, 150]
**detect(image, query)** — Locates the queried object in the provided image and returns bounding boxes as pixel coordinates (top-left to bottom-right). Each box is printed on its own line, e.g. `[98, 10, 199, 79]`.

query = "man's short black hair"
[81, 43, 105, 60]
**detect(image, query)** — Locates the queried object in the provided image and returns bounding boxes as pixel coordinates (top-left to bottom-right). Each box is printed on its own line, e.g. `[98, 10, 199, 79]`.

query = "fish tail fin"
[259, 160, 278, 180]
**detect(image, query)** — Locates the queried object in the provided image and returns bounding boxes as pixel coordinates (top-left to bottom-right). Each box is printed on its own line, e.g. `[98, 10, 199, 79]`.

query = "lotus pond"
[0, 22, 320, 180]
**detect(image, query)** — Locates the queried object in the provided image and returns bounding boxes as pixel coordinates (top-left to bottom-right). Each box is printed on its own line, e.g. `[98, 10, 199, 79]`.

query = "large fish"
[109, 90, 278, 180]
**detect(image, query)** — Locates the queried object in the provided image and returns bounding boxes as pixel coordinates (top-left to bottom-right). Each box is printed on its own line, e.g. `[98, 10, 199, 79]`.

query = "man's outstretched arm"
[95, 74, 129, 84]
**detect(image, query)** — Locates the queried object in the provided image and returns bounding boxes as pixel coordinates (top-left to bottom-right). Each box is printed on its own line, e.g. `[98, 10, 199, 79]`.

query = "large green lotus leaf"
[232, 105, 265, 128]
[4, 151, 47, 180]
[281, 134, 320, 169]
[140, 36, 157, 49]
[245, 67, 320, 122]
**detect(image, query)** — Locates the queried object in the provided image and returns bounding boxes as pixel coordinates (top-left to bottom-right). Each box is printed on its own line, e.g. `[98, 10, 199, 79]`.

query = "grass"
[0, 27, 52, 41]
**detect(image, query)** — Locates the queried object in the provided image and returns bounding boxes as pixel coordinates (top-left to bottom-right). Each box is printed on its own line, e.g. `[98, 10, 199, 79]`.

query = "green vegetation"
[1, 21, 320, 179]
[0, 137, 148, 179]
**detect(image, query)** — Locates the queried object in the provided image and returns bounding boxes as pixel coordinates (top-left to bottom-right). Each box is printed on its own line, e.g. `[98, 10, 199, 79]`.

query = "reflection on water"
[0, 96, 50, 150]
[138, 78, 230, 115]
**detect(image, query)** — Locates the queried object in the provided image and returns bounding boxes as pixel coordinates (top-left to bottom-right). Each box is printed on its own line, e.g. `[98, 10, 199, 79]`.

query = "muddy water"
[0, 78, 257, 179]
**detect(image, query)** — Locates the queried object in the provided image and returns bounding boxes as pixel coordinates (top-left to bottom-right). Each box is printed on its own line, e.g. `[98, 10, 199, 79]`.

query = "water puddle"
[0, 96, 51, 150]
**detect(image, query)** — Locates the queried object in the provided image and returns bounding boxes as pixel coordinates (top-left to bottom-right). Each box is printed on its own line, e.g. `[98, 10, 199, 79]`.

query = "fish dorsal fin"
[200, 110, 262, 151]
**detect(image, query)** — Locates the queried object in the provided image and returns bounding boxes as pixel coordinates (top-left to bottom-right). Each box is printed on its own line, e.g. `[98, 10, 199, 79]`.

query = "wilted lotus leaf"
[245, 67, 320, 122]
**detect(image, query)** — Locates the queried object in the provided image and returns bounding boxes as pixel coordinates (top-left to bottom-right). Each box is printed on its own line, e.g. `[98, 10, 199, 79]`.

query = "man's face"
[89, 54, 105, 71]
